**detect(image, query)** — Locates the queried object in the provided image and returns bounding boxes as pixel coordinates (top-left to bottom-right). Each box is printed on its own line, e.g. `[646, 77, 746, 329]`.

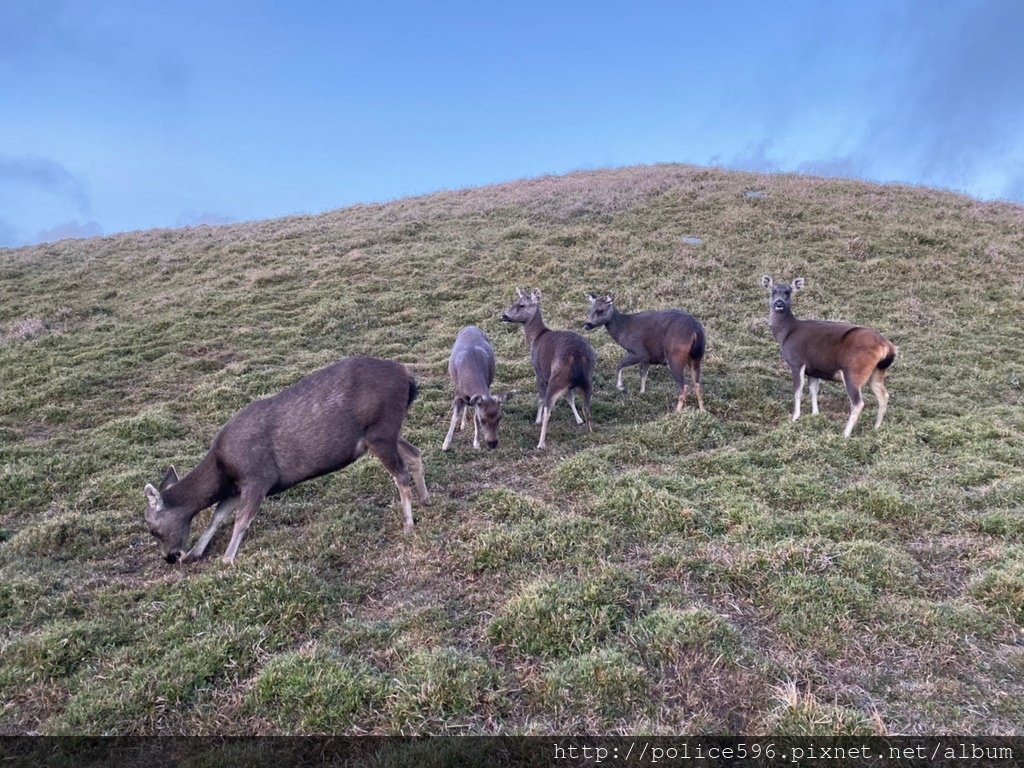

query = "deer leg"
[869, 370, 890, 429]
[222, 486, 268, 564]
[472, 407, 481, 449]
[615, 353, 644, 392]
[638, 364, 650, 393]
[567, 391, 585, 425]
[690, 358, 704, 411]
[841, 370, 866, 438]
[368, 435, 415, 533]
[459, 403, 469, 430]
[442, 400, 463, 451]
[808, 377, 821, 415]
[537, 388, 566, 449]
[537, 407, 551, 449]
[536, 409, 552, 450]
[791, 365, 806, 421]
[398, 437, 430, 506]
[668, 356, 688, 412]
[535, 377, 547, 424]
[184, 495, 239, 562]
[581, 382, 593, 433]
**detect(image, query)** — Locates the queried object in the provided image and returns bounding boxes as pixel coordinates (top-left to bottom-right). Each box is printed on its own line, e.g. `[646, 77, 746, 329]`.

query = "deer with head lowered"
[500, 288, 596, 450]
[143, 356, 430, 565]
[442, 325, 514, 451]
[583, 292, 706, 411]
[761, 276, 897, 437]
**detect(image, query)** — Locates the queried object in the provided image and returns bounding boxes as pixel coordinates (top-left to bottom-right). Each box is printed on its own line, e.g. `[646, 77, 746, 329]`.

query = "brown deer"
[442, 325, 514, 451]
[583, 292, 705, 411]
[761, 276, 897, 437]
[500, 289, 596, 449]
[143, 356, 430, 565]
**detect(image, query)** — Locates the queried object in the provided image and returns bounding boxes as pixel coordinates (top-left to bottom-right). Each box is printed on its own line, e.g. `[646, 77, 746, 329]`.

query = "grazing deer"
[500, 289, 596, 449]
[143, 356, 430, 565]
[761, 276, 897, 437]
[583, 292, 706, 411]
[442, 325, 514, 451]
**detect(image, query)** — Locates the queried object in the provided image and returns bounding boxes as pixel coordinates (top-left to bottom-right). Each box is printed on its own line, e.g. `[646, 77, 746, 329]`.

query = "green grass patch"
[486, 568, 641, 659]
[385, 646, 505, 733]
[629, 606, 742, 664]
[247, 650, 388, 733]
[970, 548, 1024, 624]
[539, 648, 651, 722]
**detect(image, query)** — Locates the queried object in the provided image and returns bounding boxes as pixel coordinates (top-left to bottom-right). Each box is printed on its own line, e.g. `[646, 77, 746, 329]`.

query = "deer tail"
[878, 343, 897, 371]
[407, 376, 420, 407]
[689, 328, 706, 361]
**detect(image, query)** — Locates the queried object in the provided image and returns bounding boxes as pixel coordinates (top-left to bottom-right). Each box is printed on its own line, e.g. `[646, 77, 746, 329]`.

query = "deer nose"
[583, 322, 595, 330]
[165, 551, 182, 565]
[772, 300, 786, 311]
[487, 441, 498, 450]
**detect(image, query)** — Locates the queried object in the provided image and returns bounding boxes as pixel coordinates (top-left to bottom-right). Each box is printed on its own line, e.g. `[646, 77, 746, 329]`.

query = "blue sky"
[2, 0, 1022, 247]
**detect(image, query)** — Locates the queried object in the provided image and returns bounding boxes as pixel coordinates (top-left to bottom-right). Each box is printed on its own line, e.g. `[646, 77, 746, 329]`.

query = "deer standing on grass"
[500, 289, 596, 450]
[761, 276, 897, 438]
[442, 325, 514, 451]
[583, 292, 706, 411]
[143, 356, 430, 565]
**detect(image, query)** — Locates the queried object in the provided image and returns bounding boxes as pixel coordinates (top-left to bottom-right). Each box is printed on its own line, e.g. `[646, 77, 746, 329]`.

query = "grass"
[1, 164, 1023, 735]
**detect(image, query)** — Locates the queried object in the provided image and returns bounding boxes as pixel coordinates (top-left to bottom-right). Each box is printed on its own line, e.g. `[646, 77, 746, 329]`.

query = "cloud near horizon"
[717, 0, 1024, 203]
[0, 154, 92, 214]
[35, 220, 104, 244]
[176, 210, 237, 228]
[0, 155, 99, 246]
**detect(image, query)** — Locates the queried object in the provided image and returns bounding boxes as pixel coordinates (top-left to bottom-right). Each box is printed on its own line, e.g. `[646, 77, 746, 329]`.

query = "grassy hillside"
[1, 164, 1022, 736]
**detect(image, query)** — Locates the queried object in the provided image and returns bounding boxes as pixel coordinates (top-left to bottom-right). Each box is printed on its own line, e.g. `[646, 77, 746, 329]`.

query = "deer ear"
[516, 287, 524, 298]
[793, 277, 805, 291]
[606, 292, 615, 304]
[144, 483, 165, 513]
[468, 394, 483, 406]
[586, 293, 597, 303]
[761, 275, 773, 289]
[533, 288, 542, 301]
[160, 466, 180, 491]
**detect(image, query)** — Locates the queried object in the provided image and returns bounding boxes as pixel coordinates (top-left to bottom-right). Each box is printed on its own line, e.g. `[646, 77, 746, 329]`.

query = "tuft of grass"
[764, 681, 883, 736]
[970, 548, 1024, 624]
[469, 514, 616, 572]
[385, 646, 505, 733]
[539, 648, 651, 723]
[486, 568, 641, 659]
[473, 487, 549, 523]
[5, 511, 119, 561]
[246, 650, 388, 733]
[629, 606, 742, 664]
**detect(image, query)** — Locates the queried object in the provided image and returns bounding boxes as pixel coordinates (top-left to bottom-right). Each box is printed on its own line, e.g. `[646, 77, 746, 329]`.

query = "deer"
[500, 288, 596, 450]
[442, 325, 514, 451]
[583, 292, 706, 411]
[761, 275, 897, 438]
[143, 356, 430, 565]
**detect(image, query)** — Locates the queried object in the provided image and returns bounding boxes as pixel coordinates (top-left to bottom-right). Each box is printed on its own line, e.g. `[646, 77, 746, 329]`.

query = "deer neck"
[162, 452, 224, 519]
[522, 309, 548, 348]
[769, 307, 799, 344]
[604, 308, 629, 340]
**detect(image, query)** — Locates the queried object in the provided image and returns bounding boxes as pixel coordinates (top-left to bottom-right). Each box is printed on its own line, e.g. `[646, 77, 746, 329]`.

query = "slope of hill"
[1, 164, 1022, 735]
